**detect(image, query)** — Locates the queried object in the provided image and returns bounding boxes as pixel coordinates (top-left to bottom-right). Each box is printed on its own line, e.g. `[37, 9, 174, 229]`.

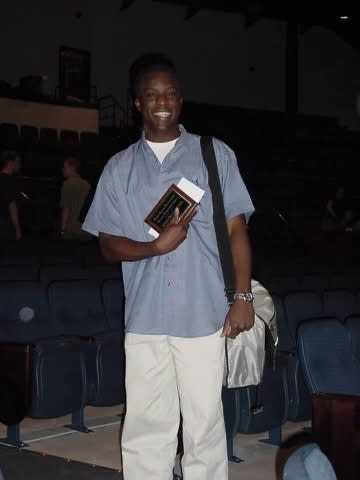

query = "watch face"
[245, 293, 254, 302]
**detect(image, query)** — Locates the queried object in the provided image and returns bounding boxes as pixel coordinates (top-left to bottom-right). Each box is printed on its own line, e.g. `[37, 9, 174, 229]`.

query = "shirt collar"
[140, 124, 188, 146]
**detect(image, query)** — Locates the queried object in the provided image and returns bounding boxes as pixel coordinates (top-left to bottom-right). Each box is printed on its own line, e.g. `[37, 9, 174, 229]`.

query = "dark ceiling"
[153, 0, 360, 51]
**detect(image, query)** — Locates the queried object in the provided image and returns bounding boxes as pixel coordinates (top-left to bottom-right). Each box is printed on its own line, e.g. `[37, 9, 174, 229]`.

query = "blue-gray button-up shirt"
[83, 126, 254, 337]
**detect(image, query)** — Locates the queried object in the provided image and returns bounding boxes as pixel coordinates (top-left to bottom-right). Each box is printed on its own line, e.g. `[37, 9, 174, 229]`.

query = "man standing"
[59, 157, 91, 239]
[83, 54, 255, 480]
[0, 150, 22, 240]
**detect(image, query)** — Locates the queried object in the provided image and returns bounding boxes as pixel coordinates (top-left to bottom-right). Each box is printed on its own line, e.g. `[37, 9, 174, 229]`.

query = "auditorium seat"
[0, 123, 19, 147]
[301, 274, 329, 294]
[84, 265, 121, 283]
[102, 279, 124, 331]
[329, 272, 360, 291]
[83, 254, 107, 266]
[60, 129, 79, 146]
[297, 317, 360, 396]
[0, 282, 86, 447]
[80, 131, 99, 150]
[284, 291, 323, 338]
[323, 289, 358, 321]
[0, 265, 39, 282]
[344, 315, 360, 362]
[39, 265, 86, 286]
[0, 254, 39, 266]
[268, 275, 301, 295]
[39, 127, 58, 149]
[48, 280, 125, 407]
[282, 291, 323, 421]
[41, 253, 81, 266]
[19, 125, 39, 148]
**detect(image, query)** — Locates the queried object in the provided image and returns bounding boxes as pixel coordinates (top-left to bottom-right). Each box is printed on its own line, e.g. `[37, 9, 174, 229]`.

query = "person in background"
[0, 150, 22, 240]
[321, 184, 354, 232]
[59, 157, 91, 239]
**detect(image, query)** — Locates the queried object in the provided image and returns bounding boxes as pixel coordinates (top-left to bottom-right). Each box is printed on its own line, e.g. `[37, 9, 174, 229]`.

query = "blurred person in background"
[59, 157, 91, 239]
[0, 150, 22, 240]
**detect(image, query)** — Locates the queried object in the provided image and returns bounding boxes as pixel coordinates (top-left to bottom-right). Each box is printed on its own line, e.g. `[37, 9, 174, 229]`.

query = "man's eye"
[168, 90, 177, 97]
[145, 91, 156, 98]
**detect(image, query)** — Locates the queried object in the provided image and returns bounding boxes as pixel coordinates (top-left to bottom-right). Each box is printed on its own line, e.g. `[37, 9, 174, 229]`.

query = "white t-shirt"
[146, 138, 177, 163]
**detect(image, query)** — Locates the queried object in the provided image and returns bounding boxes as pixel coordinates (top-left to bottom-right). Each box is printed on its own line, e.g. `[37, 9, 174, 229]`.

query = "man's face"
[11, 158, 21, 174]
[63, 160, 73, 178]
[135, 70, 183, 142]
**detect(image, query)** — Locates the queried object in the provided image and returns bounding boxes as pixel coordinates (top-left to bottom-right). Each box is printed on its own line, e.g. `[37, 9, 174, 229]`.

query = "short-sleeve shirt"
[60, 176, 91, 237]
[0, 173, 19, 217]
[83, 126, 254, 337]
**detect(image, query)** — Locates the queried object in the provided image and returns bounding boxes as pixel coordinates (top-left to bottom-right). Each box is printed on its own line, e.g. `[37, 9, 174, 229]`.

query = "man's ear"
[135, 99, 141, 112]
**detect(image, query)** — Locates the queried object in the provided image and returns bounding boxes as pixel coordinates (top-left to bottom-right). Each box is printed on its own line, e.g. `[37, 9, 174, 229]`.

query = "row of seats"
[0, 240, 108, 267]
[275, 289, 360, 422]
[0, 264, 120, 283]
[296, 316, 360, 480]
[298, 316, 360, 396]
[0, 123, 98, 150]
[222, 287, 360, 462]
[0, 279, 125, 447]
[267, 272, 360, 294]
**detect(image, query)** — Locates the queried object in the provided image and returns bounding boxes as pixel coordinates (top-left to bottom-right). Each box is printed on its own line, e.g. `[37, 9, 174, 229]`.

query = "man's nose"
[157, 93, 167, 105]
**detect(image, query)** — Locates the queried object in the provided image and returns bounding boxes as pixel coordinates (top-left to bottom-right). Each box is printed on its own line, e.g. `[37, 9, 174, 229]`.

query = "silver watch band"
[233, 292, 254, 303]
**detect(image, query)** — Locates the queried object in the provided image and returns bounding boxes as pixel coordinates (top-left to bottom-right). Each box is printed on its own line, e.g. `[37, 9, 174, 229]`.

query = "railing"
[98, 95, 127, 128]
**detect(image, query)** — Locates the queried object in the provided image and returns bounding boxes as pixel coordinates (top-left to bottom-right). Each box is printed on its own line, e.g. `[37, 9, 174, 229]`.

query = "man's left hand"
[221, 300, 255, 339]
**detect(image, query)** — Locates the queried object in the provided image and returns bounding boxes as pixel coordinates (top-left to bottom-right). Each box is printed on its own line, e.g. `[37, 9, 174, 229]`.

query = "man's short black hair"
[129, 53, 177, 99]
[0, 150, 20, 170]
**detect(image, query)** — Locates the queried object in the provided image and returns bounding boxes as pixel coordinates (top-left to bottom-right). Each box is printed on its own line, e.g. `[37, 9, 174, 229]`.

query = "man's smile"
[153, 111, 171, 118]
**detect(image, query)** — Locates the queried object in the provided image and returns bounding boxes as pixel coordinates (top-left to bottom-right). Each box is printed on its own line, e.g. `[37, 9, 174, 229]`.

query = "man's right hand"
[152, 207, 197, 255]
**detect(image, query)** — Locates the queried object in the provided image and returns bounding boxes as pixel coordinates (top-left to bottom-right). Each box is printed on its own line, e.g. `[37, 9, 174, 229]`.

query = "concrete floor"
[0, 406, 310, 479]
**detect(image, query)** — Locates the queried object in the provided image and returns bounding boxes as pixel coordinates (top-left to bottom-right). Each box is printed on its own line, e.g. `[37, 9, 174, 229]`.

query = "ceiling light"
[340, 16, 349, 20]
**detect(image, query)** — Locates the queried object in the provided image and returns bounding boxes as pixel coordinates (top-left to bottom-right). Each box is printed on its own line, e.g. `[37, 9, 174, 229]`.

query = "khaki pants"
[122, 329, 228, 480]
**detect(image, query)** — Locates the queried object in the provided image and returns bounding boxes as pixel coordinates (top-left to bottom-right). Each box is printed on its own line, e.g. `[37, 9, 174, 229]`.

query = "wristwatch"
[233, 292, 254, 303]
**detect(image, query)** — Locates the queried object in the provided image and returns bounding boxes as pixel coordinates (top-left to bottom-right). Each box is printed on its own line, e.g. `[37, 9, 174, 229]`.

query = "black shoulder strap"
[200, 136, 235, 304]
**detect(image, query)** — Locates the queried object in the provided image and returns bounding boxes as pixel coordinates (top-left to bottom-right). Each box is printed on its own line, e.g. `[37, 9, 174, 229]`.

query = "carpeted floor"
[0, 406, 310, 480]
[0, 445, 122, 480]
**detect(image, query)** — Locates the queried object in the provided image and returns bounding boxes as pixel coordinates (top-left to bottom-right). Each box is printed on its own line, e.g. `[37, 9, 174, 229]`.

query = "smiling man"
[83, 53, 255, 480]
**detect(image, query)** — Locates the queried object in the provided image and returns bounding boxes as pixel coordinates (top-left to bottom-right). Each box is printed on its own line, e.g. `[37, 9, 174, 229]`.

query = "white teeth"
[153, 112, 170, 117]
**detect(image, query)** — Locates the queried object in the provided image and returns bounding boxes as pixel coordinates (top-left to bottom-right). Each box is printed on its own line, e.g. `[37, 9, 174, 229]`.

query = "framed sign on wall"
[59, 46, 91, 103]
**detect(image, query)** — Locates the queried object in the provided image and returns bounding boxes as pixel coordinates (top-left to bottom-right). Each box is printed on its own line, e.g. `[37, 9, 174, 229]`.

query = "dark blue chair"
[48, 280, 125, 408]
[329, 272, 360, 291]
[283, 291, 323, 421]
[268, 275, 301, 295]
[0, 282, 86, 447]
[301, 274, 329, 294]
[297, 317, 360, 396]
[102, 279, 125, 331]
[323, 289, 358, 321]
[0, 255, 39, 266]
[39, 265, 86, 286]
[344, 315, 360, 362]
[84, 265, 121, 283]
[0, 265, 39, 282]
[0, 123, 19, 147]
[20, 125, 39, 147]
